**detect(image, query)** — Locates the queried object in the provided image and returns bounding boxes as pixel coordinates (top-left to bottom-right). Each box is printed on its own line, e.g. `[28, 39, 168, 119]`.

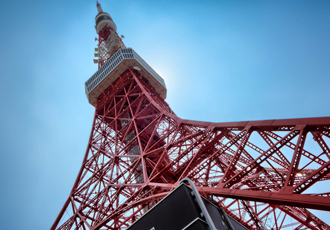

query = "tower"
[52, 3, 330, 230]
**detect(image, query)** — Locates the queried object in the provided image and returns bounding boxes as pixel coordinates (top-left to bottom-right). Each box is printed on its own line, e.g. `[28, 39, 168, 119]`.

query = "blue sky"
[0, 0, 330, 229]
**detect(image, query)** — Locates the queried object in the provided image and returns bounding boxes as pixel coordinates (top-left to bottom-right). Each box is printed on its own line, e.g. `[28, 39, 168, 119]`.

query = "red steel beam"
[201, 186, 330, 211]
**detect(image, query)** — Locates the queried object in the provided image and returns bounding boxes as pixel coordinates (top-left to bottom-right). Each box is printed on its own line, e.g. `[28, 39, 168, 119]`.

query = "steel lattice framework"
[51, 3, 330, 230]
[51, 67, 330, 230]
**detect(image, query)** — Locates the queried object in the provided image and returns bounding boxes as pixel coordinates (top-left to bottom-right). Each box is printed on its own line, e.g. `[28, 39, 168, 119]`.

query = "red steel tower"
[52, 3, 330, 230]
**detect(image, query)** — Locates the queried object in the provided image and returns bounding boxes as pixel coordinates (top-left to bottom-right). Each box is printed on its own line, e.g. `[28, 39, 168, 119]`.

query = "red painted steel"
[51, 67, 330, 229]
[51, 3, 330, 229]
[97, 25, 124, 69]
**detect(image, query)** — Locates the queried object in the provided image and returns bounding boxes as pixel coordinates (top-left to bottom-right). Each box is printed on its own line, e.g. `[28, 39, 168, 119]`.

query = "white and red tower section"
[94, 2, 126, 69]
[52, 3, 330, 230]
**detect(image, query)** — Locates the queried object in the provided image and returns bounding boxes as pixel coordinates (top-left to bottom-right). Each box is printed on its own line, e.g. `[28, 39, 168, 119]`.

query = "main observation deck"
[85, 48, 167, 107]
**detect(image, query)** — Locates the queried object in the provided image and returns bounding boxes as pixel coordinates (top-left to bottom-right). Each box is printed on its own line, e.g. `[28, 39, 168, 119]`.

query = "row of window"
[86, 49, 124, 86]
[85, 48, 165, 94]
[123, 54, 134, 59]
[96, 15, 112, 26]
[121, 48, 133, 54]
[86, 48, 134, 86]
[86, 55, 124, 93]
[86, 49, 135, 89]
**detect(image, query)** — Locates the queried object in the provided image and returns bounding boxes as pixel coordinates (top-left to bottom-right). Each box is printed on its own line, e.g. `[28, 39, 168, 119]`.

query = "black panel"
[128, 184, 202, 230]
[228, 216, 248, 230]
[185, 219, 209, 230]
[128, 184, 248, 230]
[202, 198, 247, 230]
[202, 199, 231, 230]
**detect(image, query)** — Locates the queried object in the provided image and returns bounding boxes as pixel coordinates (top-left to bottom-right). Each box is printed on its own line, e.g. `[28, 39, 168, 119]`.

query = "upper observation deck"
[85, 48, 167, 107]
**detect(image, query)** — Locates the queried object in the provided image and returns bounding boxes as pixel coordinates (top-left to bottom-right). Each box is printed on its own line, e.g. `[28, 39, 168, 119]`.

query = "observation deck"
[85, 48, 167, 107]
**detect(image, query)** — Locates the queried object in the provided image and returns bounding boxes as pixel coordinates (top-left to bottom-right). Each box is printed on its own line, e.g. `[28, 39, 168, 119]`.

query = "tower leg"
[52, 68, 330, 230]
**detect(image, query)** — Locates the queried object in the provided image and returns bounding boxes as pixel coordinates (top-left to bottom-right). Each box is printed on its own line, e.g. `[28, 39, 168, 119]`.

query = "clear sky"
[0, 0, 330, 229]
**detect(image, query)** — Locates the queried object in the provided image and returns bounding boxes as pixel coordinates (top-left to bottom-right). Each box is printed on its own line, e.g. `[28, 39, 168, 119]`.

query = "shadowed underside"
[52, 67, 330, 230]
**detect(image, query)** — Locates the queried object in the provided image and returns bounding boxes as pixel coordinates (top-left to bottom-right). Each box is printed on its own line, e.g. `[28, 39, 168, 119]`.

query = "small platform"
[85, 48, 167, 107]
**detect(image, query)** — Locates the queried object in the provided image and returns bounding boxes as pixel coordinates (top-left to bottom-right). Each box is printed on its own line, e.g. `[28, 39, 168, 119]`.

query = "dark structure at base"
[128, 180, 247, 230]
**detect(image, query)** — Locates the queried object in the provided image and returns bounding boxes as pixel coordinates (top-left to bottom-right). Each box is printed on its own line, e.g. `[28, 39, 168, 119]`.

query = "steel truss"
[52, 67, 330, 230]
[97, 25, 125, 69]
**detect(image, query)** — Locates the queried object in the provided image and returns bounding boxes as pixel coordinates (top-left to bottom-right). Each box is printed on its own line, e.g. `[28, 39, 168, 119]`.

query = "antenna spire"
[96, 1, 103, 13]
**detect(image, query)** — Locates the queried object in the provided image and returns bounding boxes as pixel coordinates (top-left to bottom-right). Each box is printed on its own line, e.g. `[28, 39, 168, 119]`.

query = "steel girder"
[52, 68, 330, 230]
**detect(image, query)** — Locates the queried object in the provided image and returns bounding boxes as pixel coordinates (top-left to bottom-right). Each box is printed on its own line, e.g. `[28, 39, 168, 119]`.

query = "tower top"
[87, 2, 167, 106]
[95, 1, 117, 33]
[96, 1, 103, 13]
